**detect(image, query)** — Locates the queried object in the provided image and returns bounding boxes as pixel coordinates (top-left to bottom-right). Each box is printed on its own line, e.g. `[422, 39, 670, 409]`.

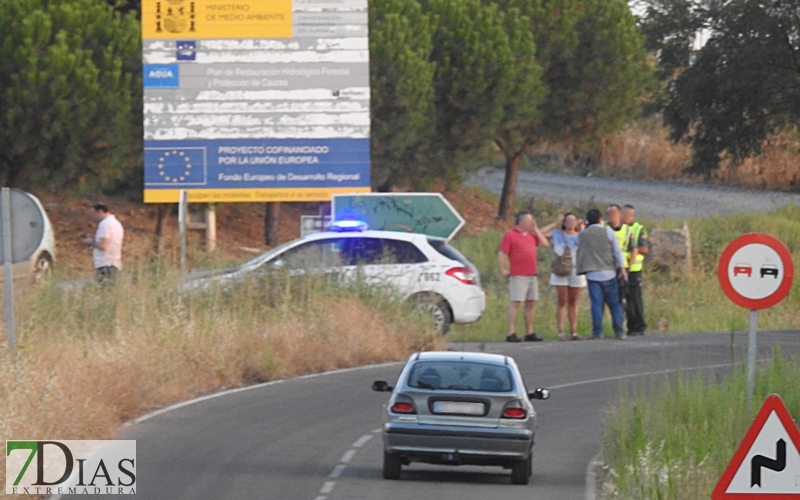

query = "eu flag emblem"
[145, 148, 206, 186]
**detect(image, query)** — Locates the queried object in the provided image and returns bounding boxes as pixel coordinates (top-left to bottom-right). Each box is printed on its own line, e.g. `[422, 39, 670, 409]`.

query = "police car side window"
[279, 239, 345, 269]
[380, 239, 428, 264]
[343, 238, 384, 265]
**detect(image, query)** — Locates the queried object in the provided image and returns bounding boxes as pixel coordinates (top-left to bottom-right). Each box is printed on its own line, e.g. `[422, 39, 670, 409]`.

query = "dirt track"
[466, 168, 800, 220]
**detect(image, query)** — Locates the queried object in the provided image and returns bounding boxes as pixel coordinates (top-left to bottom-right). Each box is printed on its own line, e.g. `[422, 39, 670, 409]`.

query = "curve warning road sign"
[712, 394, 800, 499]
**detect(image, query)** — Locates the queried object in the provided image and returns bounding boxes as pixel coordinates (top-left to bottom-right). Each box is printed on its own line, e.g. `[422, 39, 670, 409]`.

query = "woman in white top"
[543, 213, 586, 340]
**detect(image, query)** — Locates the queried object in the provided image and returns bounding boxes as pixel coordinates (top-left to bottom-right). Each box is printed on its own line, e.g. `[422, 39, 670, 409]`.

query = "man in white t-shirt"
[81, 203, 124, 282]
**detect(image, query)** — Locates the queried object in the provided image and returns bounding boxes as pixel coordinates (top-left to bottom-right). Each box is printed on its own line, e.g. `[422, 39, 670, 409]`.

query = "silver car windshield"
[407, 361, 514, 392]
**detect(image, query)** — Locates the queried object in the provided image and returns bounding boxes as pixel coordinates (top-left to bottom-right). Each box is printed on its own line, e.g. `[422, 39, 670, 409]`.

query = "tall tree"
[642, 0, 800, 175]
[0, 0, 142, 192]
[424, 0, 544, 188]
[493, 0, 652, 217]
[369, 0, 437, 190]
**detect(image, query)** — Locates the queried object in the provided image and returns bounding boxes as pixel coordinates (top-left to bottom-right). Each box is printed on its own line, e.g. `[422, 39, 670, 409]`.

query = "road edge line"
[585, 452, 602, 500]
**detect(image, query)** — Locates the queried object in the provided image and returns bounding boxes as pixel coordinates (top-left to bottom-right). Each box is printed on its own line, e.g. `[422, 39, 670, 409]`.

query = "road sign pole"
[2, 188, 16, 362]
[746, 310, 758, 409]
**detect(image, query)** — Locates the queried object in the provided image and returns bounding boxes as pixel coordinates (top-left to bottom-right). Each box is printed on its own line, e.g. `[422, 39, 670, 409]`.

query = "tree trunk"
[154, 204, 168, 254]
[498, 149, 527, 219]
[265, 202, 281, 246]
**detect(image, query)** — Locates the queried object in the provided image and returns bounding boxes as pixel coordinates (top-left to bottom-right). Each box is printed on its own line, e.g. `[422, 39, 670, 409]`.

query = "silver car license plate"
[433, 401, 485, 415]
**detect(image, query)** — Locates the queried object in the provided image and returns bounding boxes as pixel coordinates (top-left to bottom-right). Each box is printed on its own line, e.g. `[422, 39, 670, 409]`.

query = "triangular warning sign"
[712, 394, 800, 499]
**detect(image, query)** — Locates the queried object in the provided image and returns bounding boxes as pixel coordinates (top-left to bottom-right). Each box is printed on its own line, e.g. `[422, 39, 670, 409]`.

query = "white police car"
[183, 220, 485, 333]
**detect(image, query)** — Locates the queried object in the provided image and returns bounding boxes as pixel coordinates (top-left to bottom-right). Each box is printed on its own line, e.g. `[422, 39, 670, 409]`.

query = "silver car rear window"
[407, 361, 514, 392]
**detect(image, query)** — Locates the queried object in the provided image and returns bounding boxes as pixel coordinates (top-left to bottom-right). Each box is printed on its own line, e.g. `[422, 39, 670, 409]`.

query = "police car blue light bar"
[330, 219, 368, 232]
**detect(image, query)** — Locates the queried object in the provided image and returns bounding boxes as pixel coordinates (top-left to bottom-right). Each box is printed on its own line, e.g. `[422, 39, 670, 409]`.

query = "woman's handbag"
[551, 245, 573, 277]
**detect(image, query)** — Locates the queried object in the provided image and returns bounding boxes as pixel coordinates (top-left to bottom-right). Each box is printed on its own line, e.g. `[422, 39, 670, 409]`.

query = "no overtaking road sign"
[718, 233, 794, 311]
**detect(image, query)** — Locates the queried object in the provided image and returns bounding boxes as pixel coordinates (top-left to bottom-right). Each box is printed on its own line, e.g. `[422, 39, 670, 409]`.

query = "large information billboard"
[141, 0, 371, 203]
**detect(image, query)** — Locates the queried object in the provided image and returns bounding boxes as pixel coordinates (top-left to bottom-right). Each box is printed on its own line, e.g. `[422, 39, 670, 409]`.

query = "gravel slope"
[466, 168, 800, 220]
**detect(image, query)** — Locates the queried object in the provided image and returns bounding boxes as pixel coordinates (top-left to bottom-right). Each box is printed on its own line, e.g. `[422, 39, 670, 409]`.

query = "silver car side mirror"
[528, 388, 550, 400]
[372, 380, 393, 392]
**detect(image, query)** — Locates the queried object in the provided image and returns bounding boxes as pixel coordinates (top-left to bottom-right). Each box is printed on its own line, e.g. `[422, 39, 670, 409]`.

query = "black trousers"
[95, 265, 119, 283]
[625, 271, 647, 334]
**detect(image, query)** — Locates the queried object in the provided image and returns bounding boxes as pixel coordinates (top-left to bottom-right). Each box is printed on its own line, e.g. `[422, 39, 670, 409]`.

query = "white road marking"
[126, 361, 403, 425]
[341, 449, 357, 463]
[329, 464, 346, 478]
[314, 496, 327, 500]
[553, 360, 769, 391]
[320, 481, 336, 494]
[585, 453, 602, 500]
[371, 427, 382, 433]
[352, 434, 372, 448]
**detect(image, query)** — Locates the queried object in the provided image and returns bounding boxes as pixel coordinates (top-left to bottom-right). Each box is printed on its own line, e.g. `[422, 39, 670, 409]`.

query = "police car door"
[269, 237, 347, 279]
[342, 237, 426, 296]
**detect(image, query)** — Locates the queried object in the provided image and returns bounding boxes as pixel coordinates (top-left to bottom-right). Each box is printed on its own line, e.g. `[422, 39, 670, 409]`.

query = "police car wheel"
[412, 296, 452, 335]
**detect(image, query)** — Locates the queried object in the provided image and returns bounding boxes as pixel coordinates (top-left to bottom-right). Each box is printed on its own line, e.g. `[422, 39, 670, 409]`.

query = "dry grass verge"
[0, 265, 442, 495]
[598, 126, 800, 191]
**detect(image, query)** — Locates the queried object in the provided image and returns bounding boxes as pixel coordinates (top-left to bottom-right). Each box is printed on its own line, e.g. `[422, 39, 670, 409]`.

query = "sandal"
[557, 333, 566, 341]
[571, 333, 584, 340]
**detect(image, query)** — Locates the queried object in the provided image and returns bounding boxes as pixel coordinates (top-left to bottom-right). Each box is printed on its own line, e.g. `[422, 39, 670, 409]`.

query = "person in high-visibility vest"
[604, 205, 630, 314]
[622, 204, 648, 335]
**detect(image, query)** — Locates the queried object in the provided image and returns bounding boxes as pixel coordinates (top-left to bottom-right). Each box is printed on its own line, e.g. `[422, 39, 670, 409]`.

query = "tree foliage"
[0, 0, 654, 199]
[492, 0, 652, 216]
[641, 0, 800, 175]
[0, 0, 142, 192]
[369, 0, 437, 190]
[425, 0, 543, 165]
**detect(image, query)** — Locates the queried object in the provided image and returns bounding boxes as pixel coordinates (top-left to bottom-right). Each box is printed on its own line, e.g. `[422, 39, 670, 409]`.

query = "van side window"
[277, 239, 346, 269]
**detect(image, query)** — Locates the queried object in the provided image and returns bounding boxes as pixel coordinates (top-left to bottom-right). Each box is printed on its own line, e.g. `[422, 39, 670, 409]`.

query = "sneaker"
[571, 333, 584, 341]
[616, 334, 628, 340]
[587, 335, 601, 340]
[524, 333, 544, 342]
[506, 333, 521, 343]
[557, 333, 566, 341]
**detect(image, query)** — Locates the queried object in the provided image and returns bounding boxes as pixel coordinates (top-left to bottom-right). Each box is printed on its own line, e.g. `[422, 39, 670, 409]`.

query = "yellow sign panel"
[145, 187, 371, 203]
[141, 0, 292, 39]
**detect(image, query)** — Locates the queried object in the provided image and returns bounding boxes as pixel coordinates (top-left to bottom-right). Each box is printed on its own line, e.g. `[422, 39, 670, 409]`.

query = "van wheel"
[383, 451, 402, 480]
[411, 295, 452, 335]
[511, 455, 531, 485]
[33, 253, 53, 281]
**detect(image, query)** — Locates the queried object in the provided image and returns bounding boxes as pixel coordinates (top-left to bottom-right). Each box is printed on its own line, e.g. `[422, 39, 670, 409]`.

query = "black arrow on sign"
[751, 438, 786, 487]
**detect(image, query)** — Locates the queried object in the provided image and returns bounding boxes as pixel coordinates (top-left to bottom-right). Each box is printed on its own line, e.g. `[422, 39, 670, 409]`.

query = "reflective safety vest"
[605, 223, 631, 268]
[629, 222, 647, 272]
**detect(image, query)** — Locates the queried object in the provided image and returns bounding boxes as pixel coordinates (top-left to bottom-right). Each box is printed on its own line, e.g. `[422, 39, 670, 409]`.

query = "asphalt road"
[60, 331, 800, 500]
[466, 168, 800, 220]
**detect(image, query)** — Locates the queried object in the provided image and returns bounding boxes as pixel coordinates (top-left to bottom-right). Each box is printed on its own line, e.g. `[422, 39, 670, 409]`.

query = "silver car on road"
[372, 351, 549, 485]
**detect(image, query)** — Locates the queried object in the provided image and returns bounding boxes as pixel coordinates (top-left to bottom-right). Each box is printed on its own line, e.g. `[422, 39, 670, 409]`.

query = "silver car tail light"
[390, 394, 417, 414]
[501, 399, 527, 419]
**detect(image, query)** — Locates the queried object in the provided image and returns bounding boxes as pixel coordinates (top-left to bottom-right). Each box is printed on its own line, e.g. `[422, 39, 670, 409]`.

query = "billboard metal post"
[179, 190, 187, 276]
[206, 204, 216, 252]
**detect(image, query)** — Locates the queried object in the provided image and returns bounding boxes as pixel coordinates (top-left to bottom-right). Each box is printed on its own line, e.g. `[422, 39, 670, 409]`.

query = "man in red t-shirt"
[498, 211, 550, 342]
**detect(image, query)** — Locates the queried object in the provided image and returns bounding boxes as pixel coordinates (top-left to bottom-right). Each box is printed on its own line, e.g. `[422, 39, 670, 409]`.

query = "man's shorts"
[509, 275, 539, 302]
